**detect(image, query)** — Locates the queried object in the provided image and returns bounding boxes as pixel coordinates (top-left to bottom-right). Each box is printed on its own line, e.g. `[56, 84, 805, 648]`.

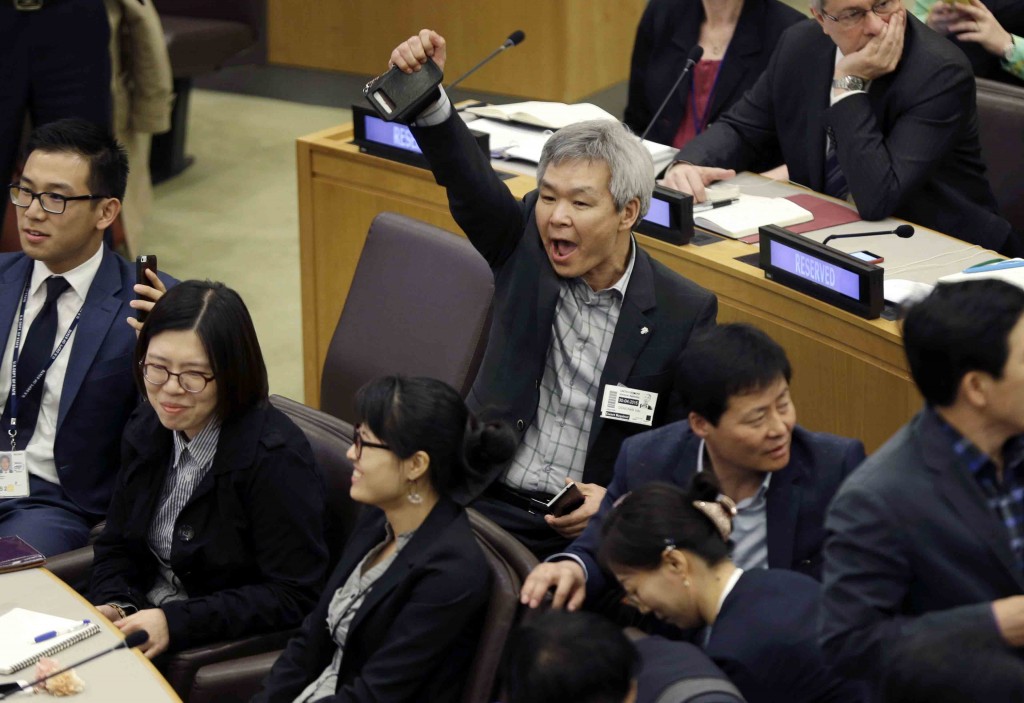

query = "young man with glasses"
[661, 0, 1020, 256]
[0, 118, 173, 555]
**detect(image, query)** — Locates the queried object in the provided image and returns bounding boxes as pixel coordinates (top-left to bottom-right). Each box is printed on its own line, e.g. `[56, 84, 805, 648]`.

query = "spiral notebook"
[0, 608, 101, 674]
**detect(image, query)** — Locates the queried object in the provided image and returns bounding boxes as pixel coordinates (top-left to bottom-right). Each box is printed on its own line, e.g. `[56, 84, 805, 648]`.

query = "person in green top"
[913, 0, 1024, 80]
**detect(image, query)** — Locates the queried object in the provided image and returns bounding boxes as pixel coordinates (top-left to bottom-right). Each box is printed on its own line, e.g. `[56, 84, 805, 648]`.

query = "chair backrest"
[269, 395, 360, 563]
[319, 212, 494, 424]
[462, 535, 523, 703]
[467, 508, 539, 586]
[461, 509, 541, 702]
[976, 77, 1024, 233]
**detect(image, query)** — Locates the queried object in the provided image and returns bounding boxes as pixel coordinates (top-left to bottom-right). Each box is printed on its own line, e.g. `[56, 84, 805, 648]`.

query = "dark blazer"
[709, 569, 865, 703]
[0, 247, 174, 517]
[820, 407, 1024, 683]
[624, 0, 805, 154]
[676, 15, 1015, 254]
[634, 635, 743, 703]
[561, 420, 865, 601]
[254, 498, 490, 703]
[90, 402, 328, 651]
[411, 114, 717, 494]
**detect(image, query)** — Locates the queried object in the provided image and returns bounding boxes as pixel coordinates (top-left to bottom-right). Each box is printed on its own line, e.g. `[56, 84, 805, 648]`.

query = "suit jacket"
[820, 407, 1024, 683]
[676, 15, 1015, 254]
[254, 498, 491, 703]
[0, 247, 173, 517]
[710, 569, 865, 703]
[411, 114, 717, 494]
[624, 0, 805, 154]
[561, 420, 865, 602]
[90, 402, 328, 651]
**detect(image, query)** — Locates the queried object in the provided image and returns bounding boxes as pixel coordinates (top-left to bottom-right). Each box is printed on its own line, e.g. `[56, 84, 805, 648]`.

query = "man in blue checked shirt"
[821, 279, 1024, 693]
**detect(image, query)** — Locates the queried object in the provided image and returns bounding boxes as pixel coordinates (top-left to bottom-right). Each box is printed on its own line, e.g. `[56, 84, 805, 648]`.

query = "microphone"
[447, 30, 527, 91]
[0, 630, 149, 699]
[640, 45, 705, 141]
[822, 224, 915, 247]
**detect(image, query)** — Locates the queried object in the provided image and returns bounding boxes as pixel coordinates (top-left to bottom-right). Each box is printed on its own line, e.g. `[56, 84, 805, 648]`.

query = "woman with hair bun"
[598, 476, 865, 703]
[256, 375, 517, 703]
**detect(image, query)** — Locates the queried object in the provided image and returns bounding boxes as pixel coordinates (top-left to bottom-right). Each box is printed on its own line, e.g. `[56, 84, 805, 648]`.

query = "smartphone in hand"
[135, 254, 158, 324]
[531, 482, 586, 518]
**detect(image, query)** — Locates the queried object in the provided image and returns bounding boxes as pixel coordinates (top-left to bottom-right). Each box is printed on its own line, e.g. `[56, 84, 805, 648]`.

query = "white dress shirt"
[0, 245, 104, 485]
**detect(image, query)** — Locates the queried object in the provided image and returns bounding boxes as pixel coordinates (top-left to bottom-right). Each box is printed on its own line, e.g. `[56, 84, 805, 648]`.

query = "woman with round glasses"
[89, 280, 328, 660]
[255, 375, 517, 703]
[599, 478, 865, 703]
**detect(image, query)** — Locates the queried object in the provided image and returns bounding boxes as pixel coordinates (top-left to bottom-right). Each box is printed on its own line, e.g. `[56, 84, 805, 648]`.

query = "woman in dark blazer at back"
[254, 375, 517, 703]
[625, 0, 805, 159]
[599, 479, 865, 703]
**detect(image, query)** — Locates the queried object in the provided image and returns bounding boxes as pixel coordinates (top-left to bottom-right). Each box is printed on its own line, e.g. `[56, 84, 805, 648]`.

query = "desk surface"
[296, 122, 999, 451]
[0, 569, 180, 702]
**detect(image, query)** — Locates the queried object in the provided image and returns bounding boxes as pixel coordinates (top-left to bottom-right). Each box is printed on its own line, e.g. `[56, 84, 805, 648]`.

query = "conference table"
[296, 119, 996, 453]
[0, 568, 181, 701]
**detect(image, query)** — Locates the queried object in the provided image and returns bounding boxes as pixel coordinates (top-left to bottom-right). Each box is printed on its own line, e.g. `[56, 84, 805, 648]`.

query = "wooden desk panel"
[298, 124, 922, 452]
[267, 1, 646, 102]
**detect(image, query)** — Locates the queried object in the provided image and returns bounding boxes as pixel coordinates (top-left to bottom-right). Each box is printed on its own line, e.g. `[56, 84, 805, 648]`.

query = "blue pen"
[32, 619, 91, 644]
[963, 259, 1024, 273]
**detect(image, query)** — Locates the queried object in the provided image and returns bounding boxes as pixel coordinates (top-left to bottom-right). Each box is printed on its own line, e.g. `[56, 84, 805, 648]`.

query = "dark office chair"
[150, 0, 261, 181]
[976, 77, 1024, 233]
[318, 211, 494, 427]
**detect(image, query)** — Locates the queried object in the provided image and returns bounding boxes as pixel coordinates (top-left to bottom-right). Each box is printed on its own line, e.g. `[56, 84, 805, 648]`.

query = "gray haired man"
[391, 30, 717, 557]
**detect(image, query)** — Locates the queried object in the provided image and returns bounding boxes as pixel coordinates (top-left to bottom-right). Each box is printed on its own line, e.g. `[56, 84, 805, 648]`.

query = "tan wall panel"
[268, 0, 645, 102]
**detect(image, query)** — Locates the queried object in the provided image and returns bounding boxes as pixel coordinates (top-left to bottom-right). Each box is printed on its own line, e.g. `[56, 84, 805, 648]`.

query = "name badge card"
[0, 451, 28, 499]
[600, 385, 658, 426]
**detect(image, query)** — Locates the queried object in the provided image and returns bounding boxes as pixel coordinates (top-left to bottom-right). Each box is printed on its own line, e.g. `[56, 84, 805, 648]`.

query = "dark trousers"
[0, 0, 112, 220]
[471, 493, 572, 560]
[0, 474, 96, 556]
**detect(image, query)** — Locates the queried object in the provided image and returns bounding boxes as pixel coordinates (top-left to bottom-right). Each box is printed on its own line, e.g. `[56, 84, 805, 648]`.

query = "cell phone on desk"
[135, 254, 158, 324]
[850, 250, 884, 265]
[531, 482, 586, 517]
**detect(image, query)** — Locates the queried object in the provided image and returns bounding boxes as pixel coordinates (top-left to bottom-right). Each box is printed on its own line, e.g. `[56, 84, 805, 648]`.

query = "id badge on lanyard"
[0, 450, 28, 498]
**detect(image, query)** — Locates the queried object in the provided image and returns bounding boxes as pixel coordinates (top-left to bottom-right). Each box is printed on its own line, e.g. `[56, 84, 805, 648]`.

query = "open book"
[465, 101, 618, 130]
[695, 195, 814, 239]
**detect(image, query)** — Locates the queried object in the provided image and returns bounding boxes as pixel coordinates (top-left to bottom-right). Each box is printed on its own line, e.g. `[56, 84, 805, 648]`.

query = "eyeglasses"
[820, 0, 899, 27]
[353, 423, 390, 459]
[140, 362, 215, 393]
[8, 184, 111, 215]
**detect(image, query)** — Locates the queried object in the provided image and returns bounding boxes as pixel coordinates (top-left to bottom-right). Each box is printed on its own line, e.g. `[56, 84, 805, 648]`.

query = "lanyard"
[689, 57, 725, 136]
[7, 279, 83, 450]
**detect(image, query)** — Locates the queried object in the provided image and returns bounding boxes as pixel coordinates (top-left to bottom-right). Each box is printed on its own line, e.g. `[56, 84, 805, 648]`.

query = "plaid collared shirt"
[933, 407, 1024, 573]
[501, 242, 636, 495]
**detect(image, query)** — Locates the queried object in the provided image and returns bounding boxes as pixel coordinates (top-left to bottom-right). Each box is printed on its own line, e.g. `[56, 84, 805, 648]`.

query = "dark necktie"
[824, 128, 849, 200]
[2, 276, 72, 449]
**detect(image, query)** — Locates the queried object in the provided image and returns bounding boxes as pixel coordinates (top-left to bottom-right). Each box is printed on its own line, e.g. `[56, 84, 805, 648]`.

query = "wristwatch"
[832, 75, 867, 92]
[1003, 35, 1017, 63]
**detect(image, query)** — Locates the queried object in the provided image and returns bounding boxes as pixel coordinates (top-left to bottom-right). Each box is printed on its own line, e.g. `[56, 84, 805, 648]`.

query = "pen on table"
[693, 197, 739, 213]
[32, 620, 91, 644]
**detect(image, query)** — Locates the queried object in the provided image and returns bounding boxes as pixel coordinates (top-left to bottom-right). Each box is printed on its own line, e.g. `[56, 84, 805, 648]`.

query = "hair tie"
[692, 495, 737, 541]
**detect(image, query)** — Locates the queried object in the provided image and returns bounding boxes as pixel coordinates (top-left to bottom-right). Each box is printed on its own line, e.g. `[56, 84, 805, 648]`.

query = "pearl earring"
[407, 481, 423, 505]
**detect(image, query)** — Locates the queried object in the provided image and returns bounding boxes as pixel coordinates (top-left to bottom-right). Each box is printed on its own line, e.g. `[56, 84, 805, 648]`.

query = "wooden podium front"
[297, 123, 924, 452]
